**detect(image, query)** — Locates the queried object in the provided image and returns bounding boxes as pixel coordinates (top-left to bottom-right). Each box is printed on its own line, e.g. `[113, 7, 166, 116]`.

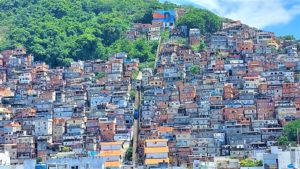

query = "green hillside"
[0, 0, 221, 66]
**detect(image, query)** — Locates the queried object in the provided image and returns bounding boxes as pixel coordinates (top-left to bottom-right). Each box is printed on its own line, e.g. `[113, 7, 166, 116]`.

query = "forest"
[0, 0, 221, 67]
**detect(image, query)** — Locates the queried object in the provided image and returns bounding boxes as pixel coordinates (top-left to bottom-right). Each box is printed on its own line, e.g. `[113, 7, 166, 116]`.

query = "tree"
[72, 33, 100, 60]
[62, 57, 74, 67]
[161, 30, 170, 42]
[36, 157, 42, 163]
[0, 0, 222, 66]
[281, 35, 296, 41]
[177, 7, 221, 34]
[240, 159, 263, 167]
[282, 119, 300, 142]
[125, 147, 133, 162]
[130, 90, 136, 100]
[199, 40, 207, 51]
[132, 70, 139, 80]
[192, 41, 207, 52]
[277, 119, 300, 146]
[277, 136, 290, 146]
[189, 65, 200, 74]
[95, 72, 106, 79]
[139, 61, 155, 69]
[109, 38, 158, 64]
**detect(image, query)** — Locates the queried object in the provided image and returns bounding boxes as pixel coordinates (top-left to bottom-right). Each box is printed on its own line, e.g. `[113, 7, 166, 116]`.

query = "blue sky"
[162, 0, 300, 39]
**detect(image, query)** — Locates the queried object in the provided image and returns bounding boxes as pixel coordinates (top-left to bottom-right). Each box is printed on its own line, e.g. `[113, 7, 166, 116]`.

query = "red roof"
[153, 13, 165, 19]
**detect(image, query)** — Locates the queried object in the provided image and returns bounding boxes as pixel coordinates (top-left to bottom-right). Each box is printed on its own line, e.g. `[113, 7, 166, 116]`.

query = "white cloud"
[176, 0, 300, 28]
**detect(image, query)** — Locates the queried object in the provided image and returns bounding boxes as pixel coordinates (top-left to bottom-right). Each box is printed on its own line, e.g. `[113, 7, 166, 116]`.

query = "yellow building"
[98, 141, 124, 169]
[144, 139, 169, 168]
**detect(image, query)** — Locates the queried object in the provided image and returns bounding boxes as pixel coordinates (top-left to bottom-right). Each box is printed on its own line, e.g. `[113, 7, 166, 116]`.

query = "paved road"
[132, 33, 161, 166]
[154, 36, 162, 69]
[132, 118, 138, 166]
[132, 87, 141, 166]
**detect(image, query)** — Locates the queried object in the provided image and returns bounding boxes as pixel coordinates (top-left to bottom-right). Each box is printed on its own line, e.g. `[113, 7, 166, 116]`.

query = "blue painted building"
[153, 10, 175, 29]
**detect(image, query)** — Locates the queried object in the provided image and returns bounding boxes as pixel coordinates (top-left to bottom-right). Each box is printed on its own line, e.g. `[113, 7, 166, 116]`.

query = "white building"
[247, 146, 300, 169]
[90, 95, 111, 109]
[0, 151, 10, 166]
[278, 147, 300, 169]
[18, 73, 32, 84]
[46, 157, 104, 169]
[34, 118, 53, 136]
[70, 61, 84, 71]
[112, 62, 123, 74]
[256, 32, 274, 44]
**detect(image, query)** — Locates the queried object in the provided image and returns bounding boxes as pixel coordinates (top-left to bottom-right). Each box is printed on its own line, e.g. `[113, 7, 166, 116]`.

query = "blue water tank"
[88, 151, 97, 157]
[287, 164, 295, 168]
[35, 163, 47, 169]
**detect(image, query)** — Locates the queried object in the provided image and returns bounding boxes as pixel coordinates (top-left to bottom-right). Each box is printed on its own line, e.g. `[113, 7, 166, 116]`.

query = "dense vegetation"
[240, 159, 263, 167]
[278, 119, 300, 146]
[0, 0, 221, 67]
[280, 35, 296, 41]
[177, 7, 221, 34]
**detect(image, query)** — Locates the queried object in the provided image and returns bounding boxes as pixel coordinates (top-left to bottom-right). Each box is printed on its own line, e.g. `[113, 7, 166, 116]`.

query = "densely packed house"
[0, 9, 300, 169]
[138, 20, 300, 168]
[0, 48, 139, 168]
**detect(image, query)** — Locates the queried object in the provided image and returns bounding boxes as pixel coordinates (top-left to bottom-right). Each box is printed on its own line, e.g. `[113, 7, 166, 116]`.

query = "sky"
[162, 0, 300, 39]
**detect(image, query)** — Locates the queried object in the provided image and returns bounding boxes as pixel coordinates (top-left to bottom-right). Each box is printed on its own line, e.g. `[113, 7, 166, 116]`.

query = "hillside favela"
[0, 0, 300, 169]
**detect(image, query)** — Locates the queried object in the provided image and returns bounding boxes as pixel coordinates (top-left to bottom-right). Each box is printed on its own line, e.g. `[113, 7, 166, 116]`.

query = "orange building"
[0, 87, 13, 97]
[223, 107, 245, 121]
[237, 40, 254, 51]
